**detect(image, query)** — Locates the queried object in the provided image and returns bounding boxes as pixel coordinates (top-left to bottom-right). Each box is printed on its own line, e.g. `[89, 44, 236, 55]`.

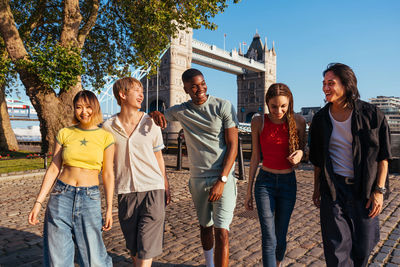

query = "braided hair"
[265, 83, 299, 154]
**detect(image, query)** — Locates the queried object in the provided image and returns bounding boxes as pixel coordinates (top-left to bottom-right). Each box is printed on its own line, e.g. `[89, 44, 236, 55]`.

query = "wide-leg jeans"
[43, 179, 112, 267]
[254, 169, 297, 266]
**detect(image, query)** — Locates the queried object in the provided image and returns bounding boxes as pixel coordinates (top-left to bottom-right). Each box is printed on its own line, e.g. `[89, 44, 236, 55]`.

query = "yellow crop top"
[56, 126, 115, 171]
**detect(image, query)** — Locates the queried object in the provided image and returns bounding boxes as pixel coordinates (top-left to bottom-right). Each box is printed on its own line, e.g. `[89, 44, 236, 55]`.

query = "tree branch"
[60, 0, 82, 47]
[0, 0, 29, 61]
[19, 0, 47, 39]
[77, 0, 99, 48]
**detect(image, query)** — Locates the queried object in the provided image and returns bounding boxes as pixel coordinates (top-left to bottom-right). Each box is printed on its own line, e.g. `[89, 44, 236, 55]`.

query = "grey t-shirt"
[165, 95, 238, 178]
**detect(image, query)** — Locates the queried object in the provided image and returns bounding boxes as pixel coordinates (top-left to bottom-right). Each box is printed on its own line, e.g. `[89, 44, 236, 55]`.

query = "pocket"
[88, 190, 101, 200]
[50, 184, 65, 196]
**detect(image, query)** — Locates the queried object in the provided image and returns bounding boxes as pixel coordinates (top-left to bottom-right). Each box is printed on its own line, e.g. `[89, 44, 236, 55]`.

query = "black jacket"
[309, 99, 391, 200]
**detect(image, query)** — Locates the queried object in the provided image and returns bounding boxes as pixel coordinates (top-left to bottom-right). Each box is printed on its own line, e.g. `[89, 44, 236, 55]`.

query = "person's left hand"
[287, 150, 303, 166]
[165, 187, 171, 206]
[366, 191, 383, 218]
[208, 180, 225, 202]
[102, 210, 113, 231]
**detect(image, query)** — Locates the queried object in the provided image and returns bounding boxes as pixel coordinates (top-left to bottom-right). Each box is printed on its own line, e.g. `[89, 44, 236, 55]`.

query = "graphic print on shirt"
[80, 138, 88, 146]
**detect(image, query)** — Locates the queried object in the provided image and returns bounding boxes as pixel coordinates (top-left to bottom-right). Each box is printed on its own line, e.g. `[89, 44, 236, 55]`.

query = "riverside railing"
[174, 131, 248, 180]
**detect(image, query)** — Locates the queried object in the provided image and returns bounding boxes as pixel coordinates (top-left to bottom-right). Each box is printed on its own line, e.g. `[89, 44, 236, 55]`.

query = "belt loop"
[63, 182, 69, 192]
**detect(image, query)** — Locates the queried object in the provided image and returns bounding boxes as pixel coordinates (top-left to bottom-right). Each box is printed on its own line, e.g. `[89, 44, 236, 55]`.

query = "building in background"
[299, 106, 321, 124]
[370, 96, 400, 134]
[237, 33, 276, 122]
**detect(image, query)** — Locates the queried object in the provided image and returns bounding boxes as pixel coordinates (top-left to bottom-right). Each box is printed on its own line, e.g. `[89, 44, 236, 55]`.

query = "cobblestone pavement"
[1, 155, 400, 266]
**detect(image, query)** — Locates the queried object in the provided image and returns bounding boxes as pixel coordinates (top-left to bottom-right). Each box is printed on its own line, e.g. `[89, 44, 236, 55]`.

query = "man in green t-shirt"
[151, 68, 238, 267]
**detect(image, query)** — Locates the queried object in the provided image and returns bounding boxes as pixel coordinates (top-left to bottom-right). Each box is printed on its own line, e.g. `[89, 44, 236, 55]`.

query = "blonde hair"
[72, 90, 103, 126]
[113, 77, 143, 105]
[265, 83, 299, 154]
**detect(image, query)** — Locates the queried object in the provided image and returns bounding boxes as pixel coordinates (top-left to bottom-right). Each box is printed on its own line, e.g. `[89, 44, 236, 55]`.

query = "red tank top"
[260, 114, 292, 170]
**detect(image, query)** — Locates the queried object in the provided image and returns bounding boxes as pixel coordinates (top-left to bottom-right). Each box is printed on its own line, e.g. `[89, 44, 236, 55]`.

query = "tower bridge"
[142, 29, 277, 132]
[191, 39, 266, 74]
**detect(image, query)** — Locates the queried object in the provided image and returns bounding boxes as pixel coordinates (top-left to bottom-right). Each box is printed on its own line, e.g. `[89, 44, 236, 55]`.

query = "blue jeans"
[43, 180, 112, 267]
[254, 169, 297, 266]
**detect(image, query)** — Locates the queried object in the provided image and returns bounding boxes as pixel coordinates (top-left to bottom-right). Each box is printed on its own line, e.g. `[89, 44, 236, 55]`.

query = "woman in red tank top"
[245, 83, 306, 267]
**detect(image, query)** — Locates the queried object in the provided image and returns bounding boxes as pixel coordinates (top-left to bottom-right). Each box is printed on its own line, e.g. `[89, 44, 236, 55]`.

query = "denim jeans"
[43, 180, 112, 267]
[254, 169, 297, 266]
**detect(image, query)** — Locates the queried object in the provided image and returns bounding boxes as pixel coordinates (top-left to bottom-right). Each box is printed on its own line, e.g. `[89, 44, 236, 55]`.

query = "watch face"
[375, 186, 386, 194]
[221, 176, 228, 182]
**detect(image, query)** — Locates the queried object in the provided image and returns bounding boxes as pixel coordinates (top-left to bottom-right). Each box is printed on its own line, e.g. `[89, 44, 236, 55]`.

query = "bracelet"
[35, 201, 44, 208]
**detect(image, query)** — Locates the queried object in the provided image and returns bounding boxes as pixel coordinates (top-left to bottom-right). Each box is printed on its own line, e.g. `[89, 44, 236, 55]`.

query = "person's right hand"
[312, 188, 321, 208]
[28, 203, 42, 225]
[102, 209, 113, 231]
[148, 111, 167, 129]
[245, 192, 254, 210]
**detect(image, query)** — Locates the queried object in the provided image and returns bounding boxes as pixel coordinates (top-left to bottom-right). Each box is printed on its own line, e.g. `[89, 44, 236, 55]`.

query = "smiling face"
[323, 71, 346, 104]
[183, 75, 208, 105]
[74, 98, 94, 127]
[120, 83, 144, 109]
[267, 95, 290, 122]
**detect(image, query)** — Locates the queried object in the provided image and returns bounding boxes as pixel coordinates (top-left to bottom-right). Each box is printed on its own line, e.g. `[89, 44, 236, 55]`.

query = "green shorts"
[188, 175, 237, 230]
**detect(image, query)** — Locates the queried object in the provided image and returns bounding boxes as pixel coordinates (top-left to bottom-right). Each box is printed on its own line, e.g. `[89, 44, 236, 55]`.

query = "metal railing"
[174, 132, 248, 180]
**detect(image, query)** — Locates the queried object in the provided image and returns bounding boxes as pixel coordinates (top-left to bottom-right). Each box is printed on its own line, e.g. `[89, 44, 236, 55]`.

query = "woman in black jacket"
[309, 63, 391, 267]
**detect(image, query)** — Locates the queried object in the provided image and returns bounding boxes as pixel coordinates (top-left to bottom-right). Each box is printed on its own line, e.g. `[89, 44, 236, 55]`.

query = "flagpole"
[146, 78, 149, 113]
[156, 66, 159, 111]
[224, 33, 226, 50]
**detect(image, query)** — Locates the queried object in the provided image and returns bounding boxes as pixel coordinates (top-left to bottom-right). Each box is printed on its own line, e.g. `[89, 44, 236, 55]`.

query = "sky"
[10, 0, 400, 129]
[191, 0, 400, 112]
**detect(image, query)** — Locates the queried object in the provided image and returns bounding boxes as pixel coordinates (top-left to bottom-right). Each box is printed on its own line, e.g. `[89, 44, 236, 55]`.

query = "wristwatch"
[375, 185, 386, 194]
[220, 176, 228, 183]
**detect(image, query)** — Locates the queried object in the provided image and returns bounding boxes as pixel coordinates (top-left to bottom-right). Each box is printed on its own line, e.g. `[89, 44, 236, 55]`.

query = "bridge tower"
[237, 33, 276, 122]
[142, 28, 192, 133]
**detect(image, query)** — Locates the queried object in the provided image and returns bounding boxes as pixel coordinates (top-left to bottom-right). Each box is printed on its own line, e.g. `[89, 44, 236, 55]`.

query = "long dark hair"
[323, 63, 360, 108]
[265, 83, 299, 154]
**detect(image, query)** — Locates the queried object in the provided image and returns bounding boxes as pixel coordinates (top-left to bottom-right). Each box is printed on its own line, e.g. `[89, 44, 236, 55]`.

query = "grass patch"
[0, 151, 51, 174]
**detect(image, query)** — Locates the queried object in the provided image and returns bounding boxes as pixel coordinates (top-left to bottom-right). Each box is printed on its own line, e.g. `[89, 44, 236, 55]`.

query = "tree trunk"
[26, 80, 82, 153]
[0, 83, 19, 151]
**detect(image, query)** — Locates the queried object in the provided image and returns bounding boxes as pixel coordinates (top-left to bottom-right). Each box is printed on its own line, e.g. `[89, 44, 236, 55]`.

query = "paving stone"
[286, 247, 307, 259]
[389, 233, 400, 241]
[390, 256, 400, 264]
[379, 245, 393, 254]
[392, 248, 400, 256]
[308, 259, 326, 267]
[384, 239, 397, 247]
[307, 246, 324, 258]
[374, 252, 390, 263]
[1, 158, 400, 266]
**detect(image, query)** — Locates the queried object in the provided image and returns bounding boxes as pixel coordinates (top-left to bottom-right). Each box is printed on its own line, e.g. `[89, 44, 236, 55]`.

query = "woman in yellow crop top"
[28, 90, 114, 266]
